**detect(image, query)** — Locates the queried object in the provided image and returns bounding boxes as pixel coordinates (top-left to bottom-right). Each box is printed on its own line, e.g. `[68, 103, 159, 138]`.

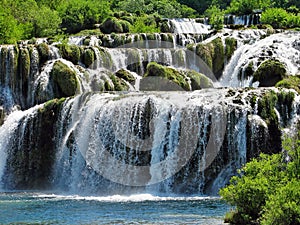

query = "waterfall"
[220, 31, 300, 87]
[168, 19, 211, 34]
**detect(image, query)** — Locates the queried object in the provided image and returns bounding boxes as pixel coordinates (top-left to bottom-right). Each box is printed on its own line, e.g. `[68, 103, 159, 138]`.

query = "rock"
[225, 37, 237, 60]
[37, 43, 50, 64]
[195, 37, 225, 79]
[276, 75, 300, 93]
[82, 48, 95, 68]
[253, 59, 286, 87]
[115, 69, 135, 83]
[185, 70, 214, 89]
[57, 44, 81, 65]
[144, 62, 190, 91]
[50, 61, 79, 97]
[0, 107, 5, 125]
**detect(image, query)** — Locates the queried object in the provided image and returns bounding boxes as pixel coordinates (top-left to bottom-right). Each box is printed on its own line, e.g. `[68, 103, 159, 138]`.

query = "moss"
[115, 69, 135, 83]
[110, 74, 129, 91]
[144, 62, 190, 91]
[195, 37, 225, 79]
[57, 44, 81, 65]
[160, 20, 172, 33]
[39, 98, 66, 113]
[185, 70, 214, 90]
[19, 48, 31, 84]
[82, 48, 95, 68]
[276, 75, 300, 94]
[100, 17, 129, 34]
[37, 43, 50, 64]
[50, 61, 79, 97]
[146, 33, 156, 40]
[97, 47, 113, 69]
[83, 37, 91, 46]
[253, 59, 286, 87]
[225, 37, 237, 60]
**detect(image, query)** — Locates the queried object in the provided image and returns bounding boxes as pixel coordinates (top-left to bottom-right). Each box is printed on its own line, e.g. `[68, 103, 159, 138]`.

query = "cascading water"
[0, 23, 300, 199]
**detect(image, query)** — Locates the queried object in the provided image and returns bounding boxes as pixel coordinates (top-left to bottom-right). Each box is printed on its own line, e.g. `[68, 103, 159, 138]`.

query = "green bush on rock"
[115, 69, 135, 83]
[185, 70, 214, 89]
[37, 43, 50, 64]
[50, 60, 79, 97]
[100, 17, 130, 34]
[253, 59, 286, 87]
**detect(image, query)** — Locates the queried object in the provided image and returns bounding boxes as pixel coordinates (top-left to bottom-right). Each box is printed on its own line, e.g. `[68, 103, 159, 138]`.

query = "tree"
[0, 6, 23, 44]
[205, 4, 224, 30]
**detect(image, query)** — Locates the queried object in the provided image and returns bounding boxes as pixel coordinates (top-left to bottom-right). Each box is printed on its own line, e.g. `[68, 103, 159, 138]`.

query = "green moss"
[195, 37, 225, 79]
[83, 37, 91, 46]
[58, 44, 81, 65]
[276, 75, 300, 94]
[144, 62, 190, 91]
[185, 70, 214, 90]
[50, 61, 79, 97]
[82, 48, 95, 68]
[97, 47, 113, 69]
[225, 37, 237, 59]
[115, 69, 135, 83]
[253, 59, 287, 87]
[127, 49, 142, 74]
[146, 33, 156, 40]
[160, 20, 171, 33]
[39, 98, 66, 113]
[100, 17, 129, 34]
[19, 48, 31, 82]
[37, 43, 50, 64]
[110, 74, 129, 91]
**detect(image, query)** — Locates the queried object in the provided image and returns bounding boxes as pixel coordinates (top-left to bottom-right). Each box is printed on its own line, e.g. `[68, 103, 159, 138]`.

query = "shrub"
[261, 8, 290, 28]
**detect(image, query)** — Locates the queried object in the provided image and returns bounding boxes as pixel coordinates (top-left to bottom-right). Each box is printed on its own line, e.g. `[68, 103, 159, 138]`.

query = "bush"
[220, 132, 300, 225]
[261, 8, 290, 28]
[276, 75, 300, 93]
[205, 5, 224, 30]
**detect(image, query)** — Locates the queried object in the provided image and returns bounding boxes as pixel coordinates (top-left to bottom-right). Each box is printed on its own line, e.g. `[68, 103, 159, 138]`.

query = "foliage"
[205, 4, 225, 30]
[0, 6, 23, 44]
[261, 8, 300, 28]
[220, 132, 300, 225]
[58, 0, 111, 34]
[276, 75, 300, 94]
[226, 0, 271, 15]
[130, 16, 160, 33]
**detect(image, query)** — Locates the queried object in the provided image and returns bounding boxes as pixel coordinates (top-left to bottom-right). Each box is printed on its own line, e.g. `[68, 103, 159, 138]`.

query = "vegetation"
[220, 131, 300, 225]
[0, 0, 298, 44]
[253, 59, 286, 87]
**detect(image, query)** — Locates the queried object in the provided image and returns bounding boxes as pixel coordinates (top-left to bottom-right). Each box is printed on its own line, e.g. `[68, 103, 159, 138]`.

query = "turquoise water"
[0, 192, 230, 224]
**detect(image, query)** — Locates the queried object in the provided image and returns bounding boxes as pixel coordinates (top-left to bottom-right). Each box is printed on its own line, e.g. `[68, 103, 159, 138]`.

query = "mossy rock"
[50, 61, 79, 97]
[225, 37, 237, 60]
[238, 61, 254, 80]
[253, 59, 286, 87]
[82, 48, 95, 68]
[160, 20, 172, 33]
[100, 17, 130, 34]
[0, 107, 5, 126]
[19, 48, 31, 81]
[185, 70, 214, 90]
[110, 74, 129, 91]
[58, 44, 81, 65]
[276, 75, 300, 94]
[37, 43, 50, 64]
[144, 62, 190, 91]
[115, 69, 135, 83]
[195, 37, 225, 79]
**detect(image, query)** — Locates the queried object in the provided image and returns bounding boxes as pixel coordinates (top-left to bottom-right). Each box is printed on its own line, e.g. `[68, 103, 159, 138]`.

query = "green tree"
[220, 132, 300, 225]
[58, 0, 111, 34]
[205, 4, 224, 30]
[261, 8, 290, 28]
[0, 6, 23, 44]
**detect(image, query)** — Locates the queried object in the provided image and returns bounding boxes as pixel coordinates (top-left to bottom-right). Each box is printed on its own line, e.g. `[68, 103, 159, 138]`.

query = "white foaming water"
[0, 105, 42, 188]
[34, 193, 217, 202]
[220, 31, 300, 87]
[169, 19, 211, 34]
